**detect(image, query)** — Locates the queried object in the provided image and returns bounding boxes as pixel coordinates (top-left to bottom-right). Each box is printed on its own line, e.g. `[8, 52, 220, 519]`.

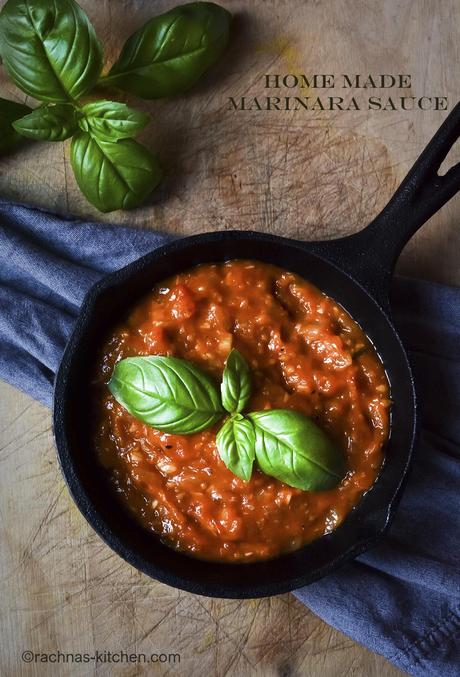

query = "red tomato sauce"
[93, 260, 390, 562]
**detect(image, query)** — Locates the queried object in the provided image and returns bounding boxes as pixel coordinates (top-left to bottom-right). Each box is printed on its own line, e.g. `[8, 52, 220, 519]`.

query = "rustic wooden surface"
[1, 0, 460, 675]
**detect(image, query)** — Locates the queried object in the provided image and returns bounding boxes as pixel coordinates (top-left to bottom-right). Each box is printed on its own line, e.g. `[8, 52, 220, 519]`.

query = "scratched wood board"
[1, 0, 459, 675]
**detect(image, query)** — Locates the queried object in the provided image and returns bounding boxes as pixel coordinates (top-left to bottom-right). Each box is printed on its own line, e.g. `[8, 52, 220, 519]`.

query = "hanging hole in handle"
[338, 105, 460, 300]
[438, 136, 460, 176]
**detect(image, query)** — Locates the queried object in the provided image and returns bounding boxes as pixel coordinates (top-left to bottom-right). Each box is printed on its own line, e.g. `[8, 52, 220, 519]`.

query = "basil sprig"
[0, 0, 231, 211]
[109, 349, 346, 492]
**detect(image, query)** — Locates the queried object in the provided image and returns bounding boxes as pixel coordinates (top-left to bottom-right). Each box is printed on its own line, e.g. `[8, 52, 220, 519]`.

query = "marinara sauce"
[93, 260, 390, 562]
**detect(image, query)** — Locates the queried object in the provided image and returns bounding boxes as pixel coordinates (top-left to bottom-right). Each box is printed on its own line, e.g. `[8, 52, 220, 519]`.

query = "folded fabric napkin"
[0, 199, 459, 676]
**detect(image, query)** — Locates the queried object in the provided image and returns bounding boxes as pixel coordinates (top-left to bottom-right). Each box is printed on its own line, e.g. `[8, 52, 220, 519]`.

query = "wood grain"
[1, 0, 459, 675]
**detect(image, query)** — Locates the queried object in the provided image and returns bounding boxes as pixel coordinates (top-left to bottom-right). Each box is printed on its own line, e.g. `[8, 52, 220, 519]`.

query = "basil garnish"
[216, 414, 256, 481]
[13, 104, 78, 142]
[78, 101, 150, 142]
[0, 97, 31, 154]
[109, 350, 346, 492]
[221, 349, 251, 414]
[248, 410, 346, 491]
[0, 0, 103, 103]
[0, 1, 231, 210]
[100, 2, 232, 99]
[108, 355, 224, 434]
[70, 131, 163, 213]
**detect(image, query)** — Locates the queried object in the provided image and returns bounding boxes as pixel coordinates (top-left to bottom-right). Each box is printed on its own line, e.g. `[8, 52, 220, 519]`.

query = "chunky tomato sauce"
[93, 260, 390, 562]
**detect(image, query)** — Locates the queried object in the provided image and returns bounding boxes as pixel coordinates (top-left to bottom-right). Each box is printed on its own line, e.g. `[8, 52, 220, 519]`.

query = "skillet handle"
[364, 100, 460, 252]
[311, 102, 460, 306]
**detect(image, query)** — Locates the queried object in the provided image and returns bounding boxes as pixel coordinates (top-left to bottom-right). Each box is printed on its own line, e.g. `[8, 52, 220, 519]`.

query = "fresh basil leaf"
[248, 410, 346, 491]
[108, 355, 224, 434]
[221, 349, 251, 414]
[100, 2, 231, 99]
[0, 97, 31, 154]
[78, 101, 150, 142]
[13, 104, 77, 141]
[0, 0, 103, 103]
[70, 131, 163, 212]
[216, 414, 256, 481]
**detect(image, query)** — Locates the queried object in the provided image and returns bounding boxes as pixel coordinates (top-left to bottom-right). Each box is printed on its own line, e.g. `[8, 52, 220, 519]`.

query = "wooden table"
[1, 1, 459, 674]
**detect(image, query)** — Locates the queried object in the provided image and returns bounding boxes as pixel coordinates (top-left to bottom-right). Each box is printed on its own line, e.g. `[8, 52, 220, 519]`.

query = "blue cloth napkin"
[0, 199, 459, 676]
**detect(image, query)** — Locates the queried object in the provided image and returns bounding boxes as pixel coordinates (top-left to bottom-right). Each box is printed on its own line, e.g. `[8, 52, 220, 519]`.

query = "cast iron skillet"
[54, 103, 460, 598]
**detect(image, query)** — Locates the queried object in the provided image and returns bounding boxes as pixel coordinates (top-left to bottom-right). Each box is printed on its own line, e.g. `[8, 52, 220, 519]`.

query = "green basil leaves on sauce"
[216, 414, 256, 481]
[109, 350, 346, 491]
[221, 349, 251, 414]
[0, 0, 103, 103]
[248, 410, 346, 491]
[13, 104, 78, 142]
[108, 355, 224, 434]
[100, 2, 232, 99]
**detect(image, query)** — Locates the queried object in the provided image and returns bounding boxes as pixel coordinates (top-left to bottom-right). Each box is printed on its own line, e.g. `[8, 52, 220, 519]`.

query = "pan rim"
[53, 230, 417, 598]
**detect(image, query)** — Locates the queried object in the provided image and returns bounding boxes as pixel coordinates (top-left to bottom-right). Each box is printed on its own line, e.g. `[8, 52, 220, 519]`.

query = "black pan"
[54, 103, 460, 598]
